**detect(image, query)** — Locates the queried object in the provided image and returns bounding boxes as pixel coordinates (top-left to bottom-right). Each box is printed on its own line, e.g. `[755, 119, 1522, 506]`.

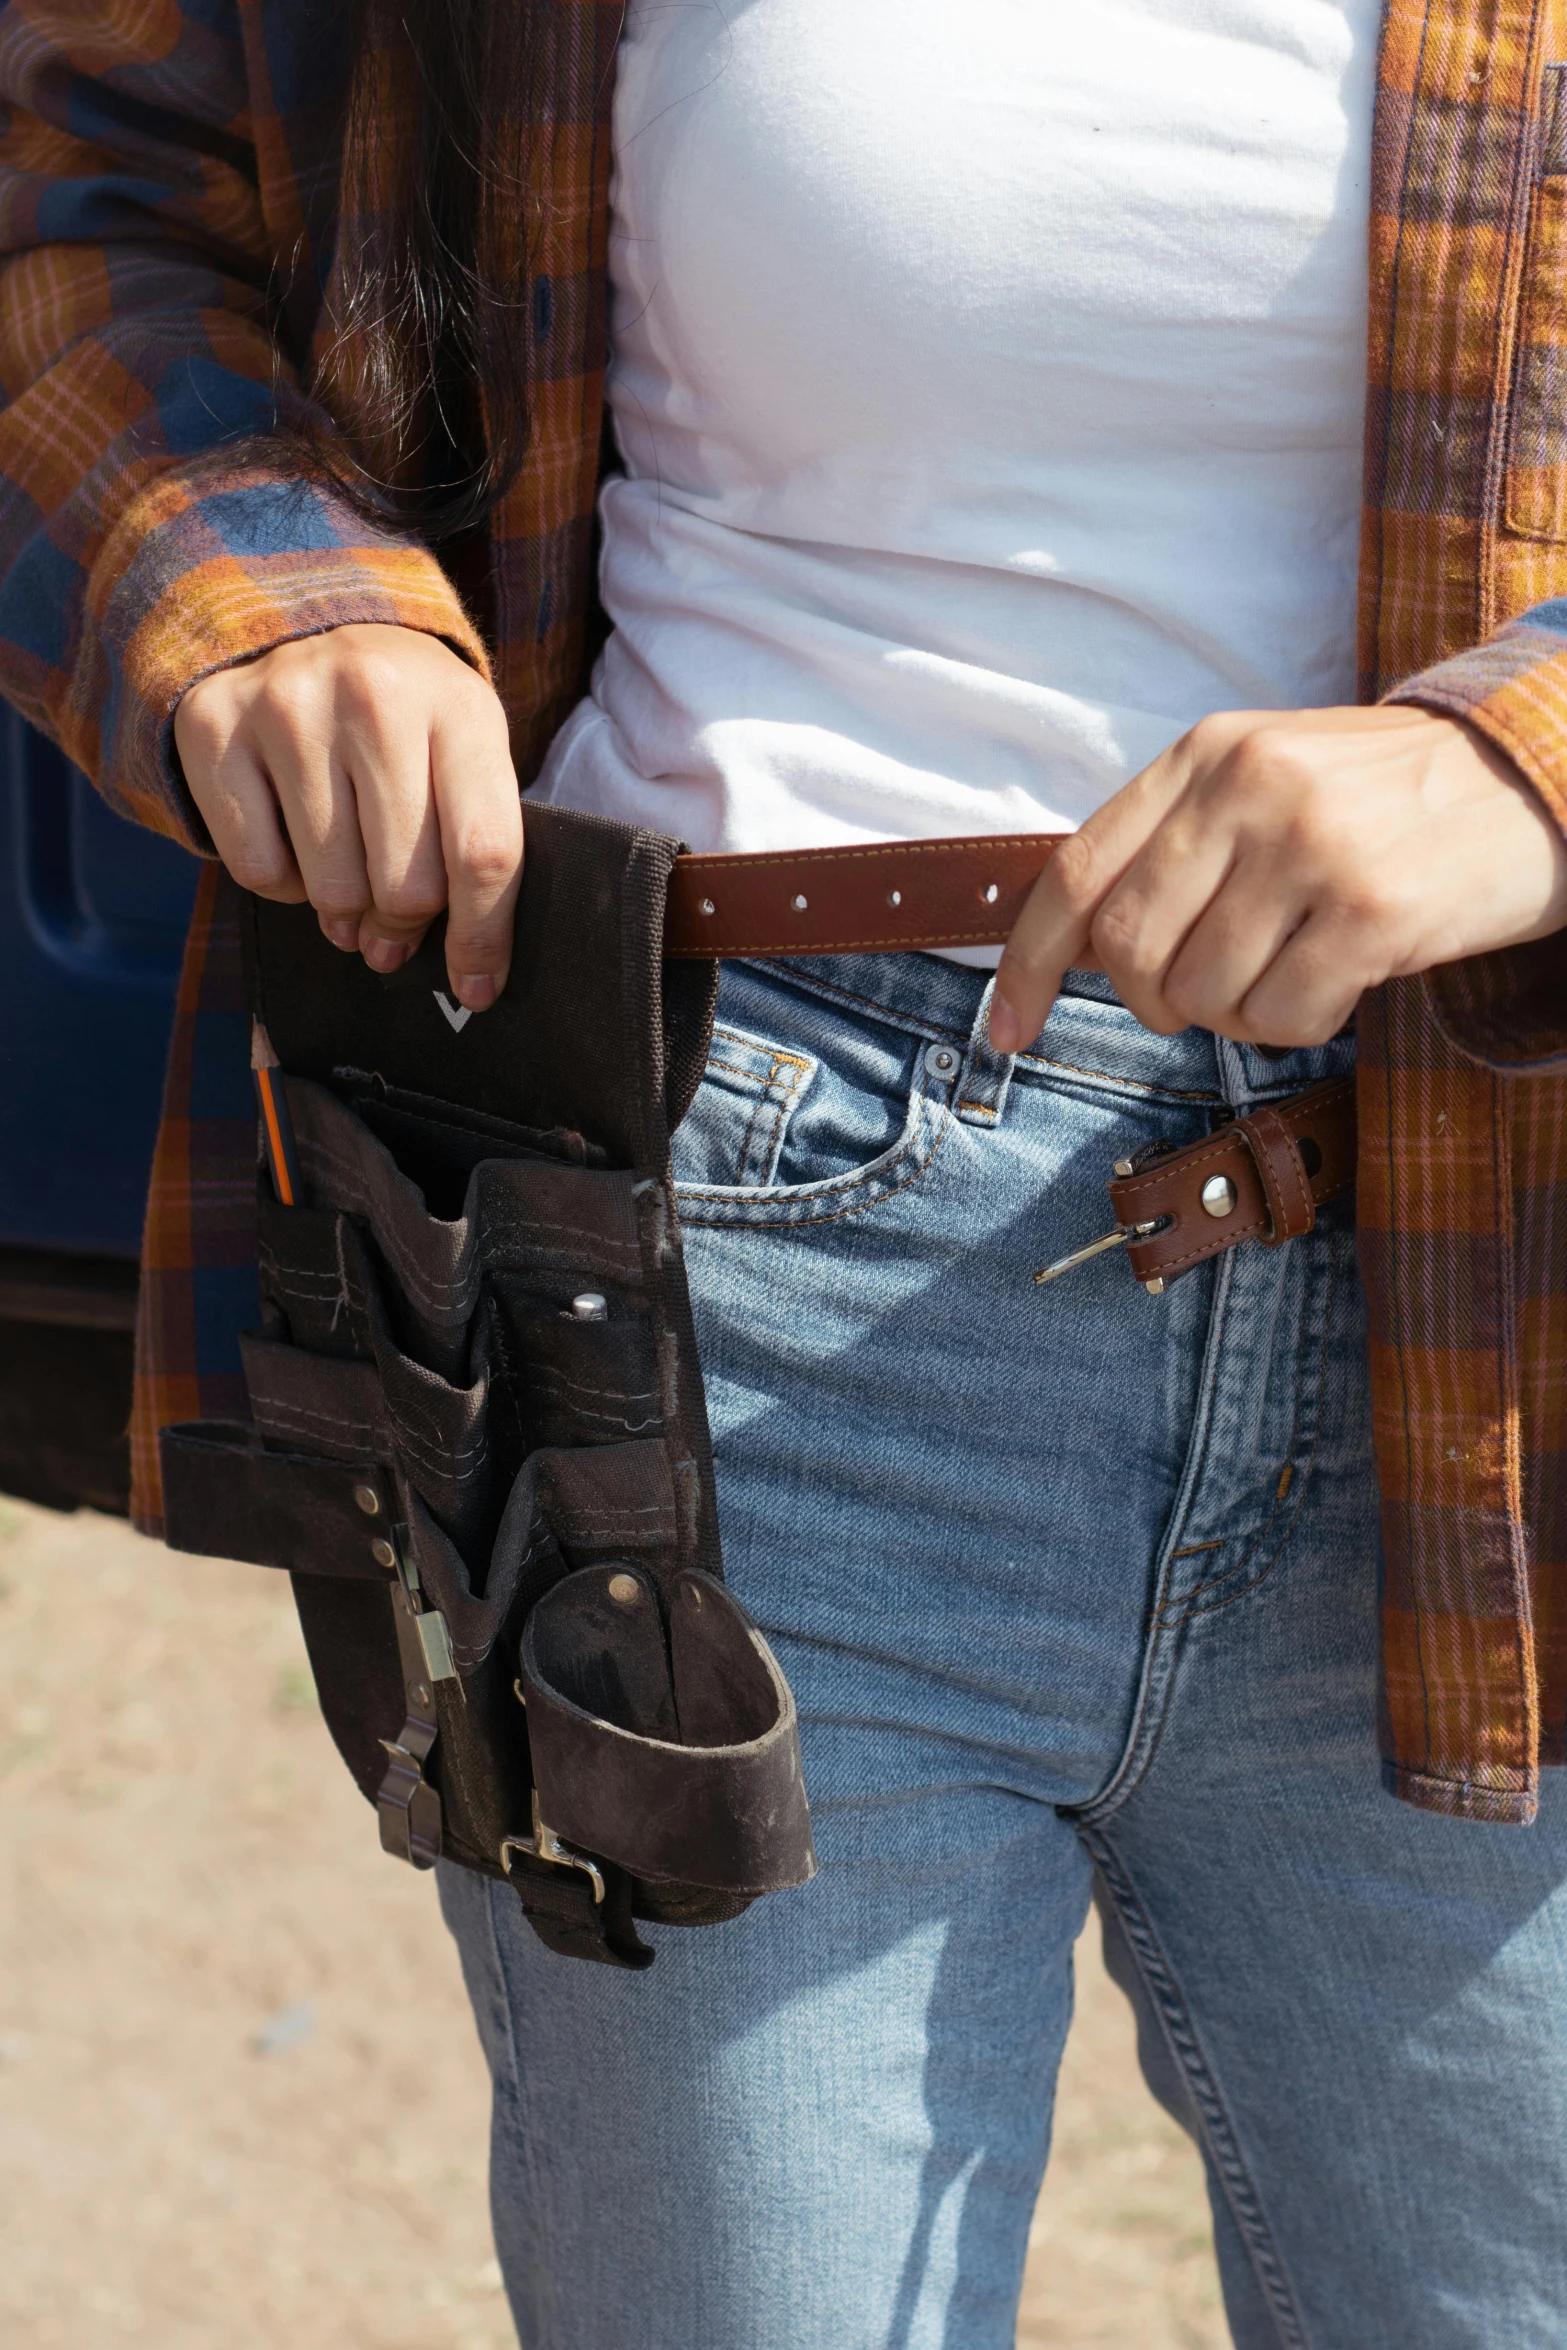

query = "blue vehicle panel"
[0, 713, 198, 1258]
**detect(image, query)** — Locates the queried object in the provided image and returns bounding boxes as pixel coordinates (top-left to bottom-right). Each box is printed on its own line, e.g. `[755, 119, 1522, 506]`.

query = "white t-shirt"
[534, 0, 1378, 877]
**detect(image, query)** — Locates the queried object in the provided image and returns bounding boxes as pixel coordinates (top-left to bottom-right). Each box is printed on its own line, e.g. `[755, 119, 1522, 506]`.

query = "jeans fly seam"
[1152, 1225, 1336, 1626]
[1171, 1227, 1341, 1626]
[1069, 1252, 1237, 1824]
[1079, 1828, 1313, 2350]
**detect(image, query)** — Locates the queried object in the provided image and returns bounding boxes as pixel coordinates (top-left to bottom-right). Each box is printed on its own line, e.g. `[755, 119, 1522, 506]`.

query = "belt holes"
[981, 882, 999, 904]
[699, 897, 715, 916]
[791, 893, 808, 912]
[1297, 1135, 1322, 1177]
[888, 889, 902, 908]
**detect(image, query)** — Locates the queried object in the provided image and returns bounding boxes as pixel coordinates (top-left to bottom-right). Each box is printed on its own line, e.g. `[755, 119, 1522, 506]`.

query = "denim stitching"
[741, 1050, 813, 1186]
[1151, 1271, 1313, 1624]
[1079, 1828, 1312, 2350]
[753, 957, 973, 1043]
[1022, 1051, 1221, 1102]
[1159, 1225, 1341, 1626]
[1068, 1249, 1240, 1827]
[748, 960, 1223, 1104]
[678, 1096, 952, 1228]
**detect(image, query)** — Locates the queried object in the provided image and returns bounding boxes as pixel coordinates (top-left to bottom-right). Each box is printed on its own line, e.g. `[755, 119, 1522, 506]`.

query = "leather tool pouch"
[158, 805, 815, 1969]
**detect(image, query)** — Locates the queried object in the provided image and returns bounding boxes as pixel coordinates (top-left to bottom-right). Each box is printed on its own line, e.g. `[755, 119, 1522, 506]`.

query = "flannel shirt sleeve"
[1387, 602, 1567, 1071]
[0, 1, 487, 853]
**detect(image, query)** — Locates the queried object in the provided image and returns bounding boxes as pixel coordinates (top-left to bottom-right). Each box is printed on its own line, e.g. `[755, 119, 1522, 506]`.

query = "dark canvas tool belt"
[157, 811, 1355, 1967]
[159, 805, 817, 1969]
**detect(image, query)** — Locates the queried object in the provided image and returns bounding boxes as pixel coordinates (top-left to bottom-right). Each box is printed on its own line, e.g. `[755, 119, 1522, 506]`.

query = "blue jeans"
[440, 951, 1567, 2349]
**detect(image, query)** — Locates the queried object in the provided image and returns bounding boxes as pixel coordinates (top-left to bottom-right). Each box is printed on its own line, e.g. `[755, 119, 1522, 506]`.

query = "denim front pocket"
[673, 962, 953, 1227]
[673, 1024, 819, 1188]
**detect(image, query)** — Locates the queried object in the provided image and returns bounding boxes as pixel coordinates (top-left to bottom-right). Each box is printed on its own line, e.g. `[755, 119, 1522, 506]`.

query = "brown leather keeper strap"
[664, 833, 1065, 958]
[1110, 1076, 1357, 1290]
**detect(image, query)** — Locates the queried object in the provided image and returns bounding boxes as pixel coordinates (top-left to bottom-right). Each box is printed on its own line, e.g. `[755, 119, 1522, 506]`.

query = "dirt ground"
[0, 1496, 1226, 2350]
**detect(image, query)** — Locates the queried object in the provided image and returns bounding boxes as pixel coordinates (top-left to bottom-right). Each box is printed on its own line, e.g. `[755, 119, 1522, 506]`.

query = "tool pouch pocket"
[159, 806, 814, 1969]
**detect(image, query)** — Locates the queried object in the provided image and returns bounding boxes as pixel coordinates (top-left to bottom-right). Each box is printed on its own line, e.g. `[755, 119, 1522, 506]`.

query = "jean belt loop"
[955, 976, 1017, 1130]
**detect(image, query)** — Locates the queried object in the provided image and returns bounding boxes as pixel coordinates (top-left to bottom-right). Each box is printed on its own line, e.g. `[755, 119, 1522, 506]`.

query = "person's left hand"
[988, 704, 1567, 1054]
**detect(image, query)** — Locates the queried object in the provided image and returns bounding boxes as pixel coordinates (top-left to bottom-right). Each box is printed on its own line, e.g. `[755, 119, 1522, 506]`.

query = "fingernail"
[362, 937, 408, 975]
[323, 918, 360, 952]
[455, 975, 497, 1012]
[987, 993, 1021, 1055]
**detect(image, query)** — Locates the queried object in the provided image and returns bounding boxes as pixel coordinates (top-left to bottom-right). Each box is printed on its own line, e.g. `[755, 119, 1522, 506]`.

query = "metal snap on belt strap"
[1034, 1076, 1358, 1296]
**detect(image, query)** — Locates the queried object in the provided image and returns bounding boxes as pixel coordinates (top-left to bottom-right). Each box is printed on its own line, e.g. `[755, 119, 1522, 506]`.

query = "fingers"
[1235, 895, 1385, 1045]
[175, 688, 307, 906]
[431, 693, 524, 1010]
[173, 627, 522, 1009]
[989, 733, 1204, 1053]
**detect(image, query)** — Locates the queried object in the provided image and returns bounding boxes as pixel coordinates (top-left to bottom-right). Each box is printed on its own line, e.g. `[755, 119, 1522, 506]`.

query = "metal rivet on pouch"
[370, 1537, 396, 1568]
[924, 1044, 959, 1079]
[608, 1573, 640, 1605]
[570, 1291, 609, 1322]
[1201, 1175, 1239, 1219]
[1143, 1278, 1167, 1297]
[353, 1484, 381, 1516]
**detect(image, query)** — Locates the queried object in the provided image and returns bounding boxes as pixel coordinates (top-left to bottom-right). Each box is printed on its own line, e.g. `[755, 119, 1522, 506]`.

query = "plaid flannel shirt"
[3, 0, 1567, 1822]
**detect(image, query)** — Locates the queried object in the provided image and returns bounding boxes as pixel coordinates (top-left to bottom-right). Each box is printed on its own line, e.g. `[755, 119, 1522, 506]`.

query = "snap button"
[1201, 1174, 1239, 1218]
[353, 1483, 380, 1516]
[369, 1537, 396, 1569]
[924, 1044, 960, 1080]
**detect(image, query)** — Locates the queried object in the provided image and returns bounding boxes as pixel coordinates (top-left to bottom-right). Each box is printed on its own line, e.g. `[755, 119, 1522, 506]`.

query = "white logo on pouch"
[433, 991, 473, 1033]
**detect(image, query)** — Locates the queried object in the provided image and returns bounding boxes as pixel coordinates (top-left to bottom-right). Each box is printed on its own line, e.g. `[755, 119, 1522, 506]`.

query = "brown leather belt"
[661, 830, 1357, 1291]
[665, 833, 1064, 958]
[1034, 1076, 1357, 1295]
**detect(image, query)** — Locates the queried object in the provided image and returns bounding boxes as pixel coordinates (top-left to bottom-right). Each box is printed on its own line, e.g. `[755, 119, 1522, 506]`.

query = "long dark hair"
[315, 0, 556, 544]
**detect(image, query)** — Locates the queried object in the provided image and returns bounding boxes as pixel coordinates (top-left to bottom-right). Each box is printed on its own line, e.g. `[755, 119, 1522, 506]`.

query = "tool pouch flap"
[161, 1421, 396, 1581]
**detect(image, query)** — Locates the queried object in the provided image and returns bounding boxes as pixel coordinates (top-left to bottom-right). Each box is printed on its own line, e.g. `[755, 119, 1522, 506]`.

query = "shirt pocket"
[1505, 64, 1567, 541]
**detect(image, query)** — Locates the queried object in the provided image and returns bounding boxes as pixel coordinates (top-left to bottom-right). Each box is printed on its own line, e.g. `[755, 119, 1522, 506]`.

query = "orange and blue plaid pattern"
[4, 0, 1567, 1819]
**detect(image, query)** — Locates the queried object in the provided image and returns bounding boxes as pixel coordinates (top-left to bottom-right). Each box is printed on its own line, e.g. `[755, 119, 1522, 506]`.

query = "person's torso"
[533, 0, 1381, 867]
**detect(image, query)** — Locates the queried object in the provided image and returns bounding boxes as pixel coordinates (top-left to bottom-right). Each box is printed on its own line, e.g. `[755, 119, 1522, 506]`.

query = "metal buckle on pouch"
[500, 1792, 608, 1906]
[375, 1524, 459, 1870]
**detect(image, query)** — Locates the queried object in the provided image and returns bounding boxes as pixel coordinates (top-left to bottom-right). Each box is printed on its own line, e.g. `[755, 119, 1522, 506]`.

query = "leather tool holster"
[158, 805, 815, 1969]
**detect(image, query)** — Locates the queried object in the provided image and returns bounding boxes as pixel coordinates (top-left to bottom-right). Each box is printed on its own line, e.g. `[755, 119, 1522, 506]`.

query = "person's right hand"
[173, 623, 524, 1014]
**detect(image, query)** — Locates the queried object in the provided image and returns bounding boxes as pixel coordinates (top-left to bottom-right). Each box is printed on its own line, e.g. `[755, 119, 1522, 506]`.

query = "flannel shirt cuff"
[1380, 1757, 1538, 1824]
[87, 455, 490, 853]
[1386, 617, 1567, 1072]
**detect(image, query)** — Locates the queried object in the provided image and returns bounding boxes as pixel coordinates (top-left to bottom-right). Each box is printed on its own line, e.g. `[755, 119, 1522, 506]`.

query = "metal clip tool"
[1034, 1155, 1162, 1290]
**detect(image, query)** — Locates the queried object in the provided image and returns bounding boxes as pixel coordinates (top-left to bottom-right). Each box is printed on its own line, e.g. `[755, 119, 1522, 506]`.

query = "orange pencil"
[250, 1021, 302, 1207]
